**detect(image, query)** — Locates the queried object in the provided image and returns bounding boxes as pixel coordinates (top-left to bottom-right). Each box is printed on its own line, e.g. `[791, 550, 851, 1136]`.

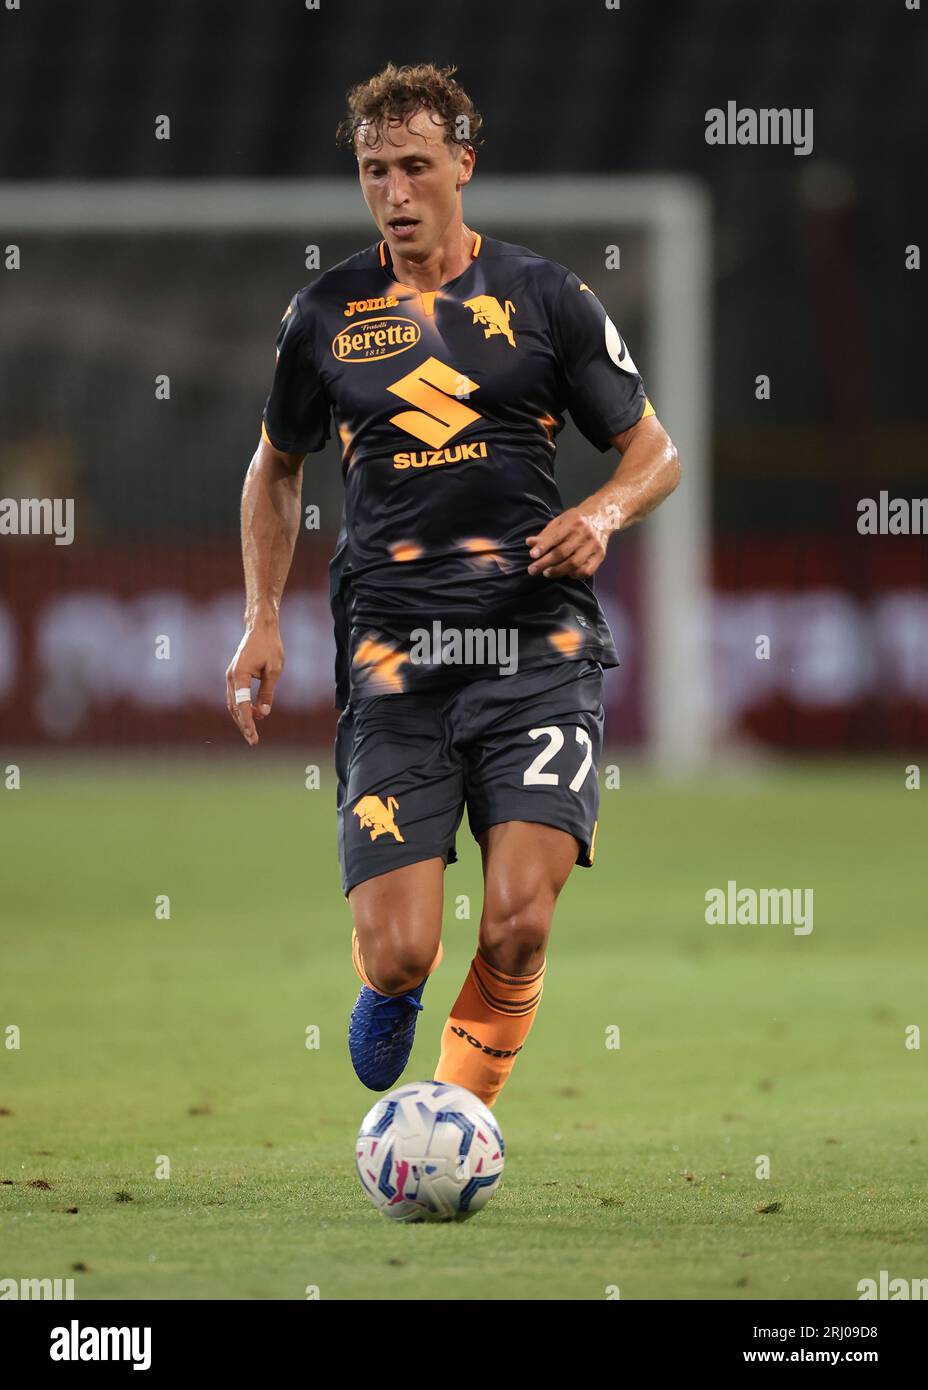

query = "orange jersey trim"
[378, 227, 482, 274]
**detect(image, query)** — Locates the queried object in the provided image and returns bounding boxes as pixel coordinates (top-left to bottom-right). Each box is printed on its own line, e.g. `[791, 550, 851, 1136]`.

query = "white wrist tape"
[234, 687, 253, 705]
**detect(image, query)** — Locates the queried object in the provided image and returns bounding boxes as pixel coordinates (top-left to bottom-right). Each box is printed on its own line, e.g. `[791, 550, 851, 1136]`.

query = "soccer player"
[226, 63, 680, 1109]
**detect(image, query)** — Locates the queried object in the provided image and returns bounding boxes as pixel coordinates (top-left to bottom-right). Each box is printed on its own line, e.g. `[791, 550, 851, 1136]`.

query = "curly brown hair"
[335, 62, 484, 156]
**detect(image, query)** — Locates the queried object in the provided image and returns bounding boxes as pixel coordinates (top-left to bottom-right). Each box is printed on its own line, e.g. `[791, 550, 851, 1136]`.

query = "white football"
[355, 1080, 505, 1222]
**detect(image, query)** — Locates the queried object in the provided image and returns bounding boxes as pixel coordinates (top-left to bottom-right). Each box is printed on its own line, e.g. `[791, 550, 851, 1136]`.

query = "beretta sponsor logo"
[332, 315, 421, 363]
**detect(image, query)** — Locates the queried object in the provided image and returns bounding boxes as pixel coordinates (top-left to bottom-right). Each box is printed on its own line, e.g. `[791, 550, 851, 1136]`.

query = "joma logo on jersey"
[352, 794, 404, 842]
[394, 441, 488, 469]
[343, 294, 399, 318]
[332, 316, 420, 363]
[463, 295, 516, 347]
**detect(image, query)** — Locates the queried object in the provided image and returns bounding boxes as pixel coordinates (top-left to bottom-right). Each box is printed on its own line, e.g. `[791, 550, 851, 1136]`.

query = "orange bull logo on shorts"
[352, 794, 405, 842]
[463, 295, 516, 348]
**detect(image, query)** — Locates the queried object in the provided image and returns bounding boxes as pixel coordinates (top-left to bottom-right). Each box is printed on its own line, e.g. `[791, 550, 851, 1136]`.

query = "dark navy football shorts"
[335, 659, 604, 896]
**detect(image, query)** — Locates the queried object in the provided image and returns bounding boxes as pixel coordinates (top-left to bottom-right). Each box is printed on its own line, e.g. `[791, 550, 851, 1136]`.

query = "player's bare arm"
[526, 413, 680, 580]
[225, 431, 304, 746]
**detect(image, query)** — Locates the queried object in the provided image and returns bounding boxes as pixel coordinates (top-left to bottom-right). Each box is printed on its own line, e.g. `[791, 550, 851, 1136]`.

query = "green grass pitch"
[1, 755, 925, 1300]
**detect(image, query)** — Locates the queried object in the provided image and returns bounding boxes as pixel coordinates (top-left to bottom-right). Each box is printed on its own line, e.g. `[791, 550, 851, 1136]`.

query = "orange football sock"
[433, 949, 546, 1108]
[351, 927, 443, 994]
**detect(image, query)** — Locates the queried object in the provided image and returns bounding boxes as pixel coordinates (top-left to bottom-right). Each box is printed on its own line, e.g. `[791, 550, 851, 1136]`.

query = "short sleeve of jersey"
[262, 292, 331, 454]
[551, 271, 651, 452]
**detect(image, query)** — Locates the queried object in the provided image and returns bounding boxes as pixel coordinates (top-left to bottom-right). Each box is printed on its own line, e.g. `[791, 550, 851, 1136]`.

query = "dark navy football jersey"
[261, 232, 653, 707]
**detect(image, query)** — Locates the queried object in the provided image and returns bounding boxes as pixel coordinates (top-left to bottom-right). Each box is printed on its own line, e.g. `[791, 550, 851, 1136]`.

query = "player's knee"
[356, 928, 437, 994]
[480, 894, 552, 973]
[372, 952, 435, 994]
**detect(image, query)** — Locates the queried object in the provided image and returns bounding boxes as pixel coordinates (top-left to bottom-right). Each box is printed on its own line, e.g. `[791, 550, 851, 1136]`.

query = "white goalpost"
[1, 175, 712, 770]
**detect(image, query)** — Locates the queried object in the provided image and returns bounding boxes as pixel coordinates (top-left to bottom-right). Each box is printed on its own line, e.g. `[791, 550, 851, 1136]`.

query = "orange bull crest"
[352, 794, 405, 843]
[463, 295, 516, 348]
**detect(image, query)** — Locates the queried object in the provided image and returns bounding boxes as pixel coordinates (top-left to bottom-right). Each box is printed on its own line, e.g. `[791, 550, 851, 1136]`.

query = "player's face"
[355, 108, 472, 260]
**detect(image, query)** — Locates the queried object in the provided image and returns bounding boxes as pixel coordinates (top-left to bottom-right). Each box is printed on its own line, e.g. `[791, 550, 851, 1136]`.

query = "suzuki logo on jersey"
[343, 294, 400, 318]
[353, 794, 405, 843]
[332, 316, 421, 363]
[387, 356, 482, 457]
[393, 440, 489, 469]
[463, 295, 516, 347]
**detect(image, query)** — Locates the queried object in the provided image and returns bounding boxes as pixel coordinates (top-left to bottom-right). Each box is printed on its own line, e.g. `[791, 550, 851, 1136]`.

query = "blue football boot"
[348, 978, 428, 1090]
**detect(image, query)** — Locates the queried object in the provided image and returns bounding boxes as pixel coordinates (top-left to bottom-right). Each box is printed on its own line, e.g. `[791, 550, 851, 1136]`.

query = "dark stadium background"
[0, 0, 925, 751]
